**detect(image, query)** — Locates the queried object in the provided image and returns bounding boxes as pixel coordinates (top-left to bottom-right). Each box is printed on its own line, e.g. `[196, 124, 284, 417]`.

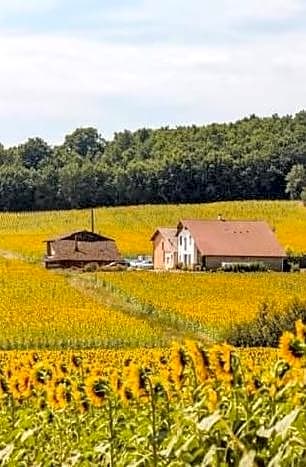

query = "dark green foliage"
[0, 112, 306, 211]
[221, 262, 268, 272]
[225, 300, 306, 347]
[285, 164, 306, 199]
[18, 137, 53, 169]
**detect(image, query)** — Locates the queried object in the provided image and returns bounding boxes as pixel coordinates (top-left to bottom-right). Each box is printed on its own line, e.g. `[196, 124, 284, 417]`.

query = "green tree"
[0, 165, 34, 210]
[285, 164, 306, 199]
[18, 138, 52, 169]
[63, 128, 105, 159]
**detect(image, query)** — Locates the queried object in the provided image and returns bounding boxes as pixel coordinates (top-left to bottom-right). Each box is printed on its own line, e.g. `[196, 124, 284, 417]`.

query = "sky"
[1, 0, 306, 147]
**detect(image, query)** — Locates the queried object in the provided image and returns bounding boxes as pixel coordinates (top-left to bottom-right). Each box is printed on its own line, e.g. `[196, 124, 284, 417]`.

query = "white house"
[176, 219, 286, 271]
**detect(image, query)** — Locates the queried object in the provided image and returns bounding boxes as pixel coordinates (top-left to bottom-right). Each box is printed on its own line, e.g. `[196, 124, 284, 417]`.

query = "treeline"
[1, 112, 306, 211]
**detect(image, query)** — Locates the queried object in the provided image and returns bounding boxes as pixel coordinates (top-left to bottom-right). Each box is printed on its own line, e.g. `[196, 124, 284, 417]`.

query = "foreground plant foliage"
[0, 324, 305, 466]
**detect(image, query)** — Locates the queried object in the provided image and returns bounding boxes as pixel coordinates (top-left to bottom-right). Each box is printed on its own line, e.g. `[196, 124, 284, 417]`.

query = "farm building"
[44, 230, 121, 269]
[151, 219, 287, 271]
[150, 228, 178, 270]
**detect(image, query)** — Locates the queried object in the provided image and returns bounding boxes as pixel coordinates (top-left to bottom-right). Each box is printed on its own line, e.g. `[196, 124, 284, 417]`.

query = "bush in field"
[221, 261, 268, 272]
[226, 299, 306, 347]
[83, 262, 99, 272]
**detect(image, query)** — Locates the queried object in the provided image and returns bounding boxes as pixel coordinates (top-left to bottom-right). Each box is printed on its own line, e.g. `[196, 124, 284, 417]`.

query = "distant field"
[0, 201, 305, 261]
[98, 271, 306, 334]
[0, 258, 166, 349]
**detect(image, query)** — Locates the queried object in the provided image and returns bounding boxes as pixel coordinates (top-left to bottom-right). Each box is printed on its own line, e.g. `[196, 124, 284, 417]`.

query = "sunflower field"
[0, 200, 304, 260]
[96, 271, 306, 334]
[0, 258, 167, 350]
[0, 324, 304, 465]
[0, 201, 304, 464]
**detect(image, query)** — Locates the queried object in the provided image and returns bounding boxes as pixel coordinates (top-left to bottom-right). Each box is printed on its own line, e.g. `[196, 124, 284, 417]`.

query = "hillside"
[0, 200, 305, 260]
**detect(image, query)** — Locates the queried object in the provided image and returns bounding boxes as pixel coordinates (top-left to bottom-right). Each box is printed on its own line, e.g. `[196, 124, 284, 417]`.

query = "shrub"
[83, 262, 99, 272]
[221, 261, 268, 272]
[225, 299, 306, 347]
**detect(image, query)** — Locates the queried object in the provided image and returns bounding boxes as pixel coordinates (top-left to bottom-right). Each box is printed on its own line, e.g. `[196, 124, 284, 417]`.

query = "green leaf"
[20, 428, 37, 444]
[198, 412, 221, 431]
[257, 409, 300, 439]
[0, 443, 14, 464]
[238, 450, 256, 467]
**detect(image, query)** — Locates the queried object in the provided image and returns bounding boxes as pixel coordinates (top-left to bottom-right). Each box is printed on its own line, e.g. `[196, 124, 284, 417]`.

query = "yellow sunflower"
[85, 376, 109, 407]
[47, 383, 68, 410]
[279, 331, 305, 368]
[209, 344, 234, 382]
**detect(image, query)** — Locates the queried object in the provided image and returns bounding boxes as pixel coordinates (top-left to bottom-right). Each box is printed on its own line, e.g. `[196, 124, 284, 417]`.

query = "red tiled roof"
[177, 220, 286, 257]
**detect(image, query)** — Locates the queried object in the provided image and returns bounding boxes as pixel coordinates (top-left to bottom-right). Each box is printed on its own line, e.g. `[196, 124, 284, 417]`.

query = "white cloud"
[0, 28, 306, 145]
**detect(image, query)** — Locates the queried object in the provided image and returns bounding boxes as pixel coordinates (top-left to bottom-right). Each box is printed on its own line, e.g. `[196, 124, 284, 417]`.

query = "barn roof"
[150, 228, 177, 252]
[45, 239, 121, 262]
[177, 220, 286, 258]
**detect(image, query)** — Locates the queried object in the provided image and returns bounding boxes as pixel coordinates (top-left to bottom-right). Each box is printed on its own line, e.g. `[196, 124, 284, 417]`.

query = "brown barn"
[44, 230, 121, 269]
[150, 228, 177, 270]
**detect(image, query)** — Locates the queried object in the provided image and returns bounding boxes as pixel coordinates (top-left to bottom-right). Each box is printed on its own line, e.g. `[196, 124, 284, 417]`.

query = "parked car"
[136, 259, 153, 269]
[129, 256, 153, 269]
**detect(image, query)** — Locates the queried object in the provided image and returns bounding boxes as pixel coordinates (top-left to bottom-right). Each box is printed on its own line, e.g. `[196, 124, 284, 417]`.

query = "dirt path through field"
[0, 249, 25, 261]
[70, 274, 215, 345]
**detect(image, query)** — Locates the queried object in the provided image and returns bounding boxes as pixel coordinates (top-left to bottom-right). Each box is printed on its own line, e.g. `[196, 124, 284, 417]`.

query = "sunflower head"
[85, 376, 109, 407]
[279, 331, 305, 368]
[209, 344, 234, 382]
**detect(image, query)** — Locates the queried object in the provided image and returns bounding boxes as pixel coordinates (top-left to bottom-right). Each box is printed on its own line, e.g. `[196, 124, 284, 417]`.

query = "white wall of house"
[177, 228, 198, 266]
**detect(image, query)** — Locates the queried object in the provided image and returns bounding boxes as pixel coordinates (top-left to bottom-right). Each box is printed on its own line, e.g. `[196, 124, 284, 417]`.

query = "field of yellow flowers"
[0, 324, 304, 465]
[0, 258, 167, 349]
[0, 200, 304, 260]
[97, 271, 306, 333]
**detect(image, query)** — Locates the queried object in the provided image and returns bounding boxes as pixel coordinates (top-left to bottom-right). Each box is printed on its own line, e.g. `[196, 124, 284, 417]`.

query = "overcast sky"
[1, 0, 306, 147]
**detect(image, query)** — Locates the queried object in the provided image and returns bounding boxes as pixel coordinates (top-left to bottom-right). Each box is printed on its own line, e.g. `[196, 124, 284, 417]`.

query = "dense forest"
[0, 112, 306, 211]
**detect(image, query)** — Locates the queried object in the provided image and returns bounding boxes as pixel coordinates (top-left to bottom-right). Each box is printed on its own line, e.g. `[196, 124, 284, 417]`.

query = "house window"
[189, 235, 192, 246]
[184, 237, 187, 250]
[179, 236, 182, 246]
